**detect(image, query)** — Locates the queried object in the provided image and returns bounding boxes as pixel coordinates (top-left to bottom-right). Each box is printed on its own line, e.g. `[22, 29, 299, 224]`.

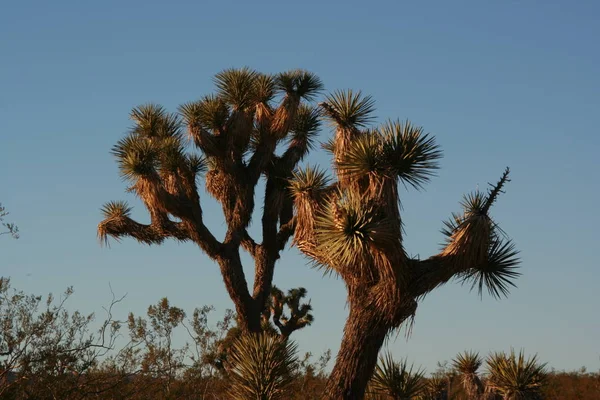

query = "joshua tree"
[485, 350, 547, 400]
[453, 351, 484, 399]
[290, 91, 520, 399]
[98, 68, 323, 334]
[368, 352, 426, 399]
[265, 286, 314, 340]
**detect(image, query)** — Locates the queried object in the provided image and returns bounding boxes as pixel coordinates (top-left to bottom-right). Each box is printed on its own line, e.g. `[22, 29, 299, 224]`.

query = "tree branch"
[276, 216, 296, 252]
[98, 215, 188, 246]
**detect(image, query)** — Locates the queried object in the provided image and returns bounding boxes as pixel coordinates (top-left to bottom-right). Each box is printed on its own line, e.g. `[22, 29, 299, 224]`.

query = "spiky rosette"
[369, 352, 427, 399]
[227, 333, 298, 400]
[460, 238, 521, 299]
[111, 136, 159, 181]
[320, 90, 376, 129]
[179, 95, 230, 134]
[486, 349, 548, 399]
[442, 169, 520, 299]
[289, 104, 321, 150]
[314, 189, 397, 276]
[335, 131, 386, 184]
[276, 69, 324, 101]
[453, 351, 484, 398]
[214, 67, 259, 110]
[100, 200, 132, 219]
[379, 119, 442, 190]
[289, 166, 330, 198]
[129, 104, 183, 141]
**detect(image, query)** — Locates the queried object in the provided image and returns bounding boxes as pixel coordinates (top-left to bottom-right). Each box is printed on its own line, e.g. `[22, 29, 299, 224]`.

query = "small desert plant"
[485, 349, 547, 400]
[227, 333, 298, 399]
[452, 350, 484, 398]
[369, 352, 427, 399]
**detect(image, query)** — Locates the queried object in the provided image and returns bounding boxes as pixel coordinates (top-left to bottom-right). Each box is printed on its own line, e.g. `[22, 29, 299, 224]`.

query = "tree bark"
[322, 299, 393, 399]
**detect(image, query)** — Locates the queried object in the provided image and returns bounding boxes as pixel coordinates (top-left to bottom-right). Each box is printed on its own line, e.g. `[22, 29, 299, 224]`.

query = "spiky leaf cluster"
[227, 333, 298, 400]
[379, 120, 443, 190]
[369, 352, 427, 399]
[111, 105, 198, 182]
[289, 104, 321, 149]
[179, 95, 230, 133]
[276, 70, 324, 100]
[452, 351, 483, 375]
[486, 350, 548, 399]
[289, 167, 330, 197]
[321, 90, 376, 128]
[442, 169, 520, 299]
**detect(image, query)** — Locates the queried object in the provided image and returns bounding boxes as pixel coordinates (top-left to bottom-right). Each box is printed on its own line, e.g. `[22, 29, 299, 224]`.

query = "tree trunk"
[216, 250, 262, 333]
[322, 299, 390, 400]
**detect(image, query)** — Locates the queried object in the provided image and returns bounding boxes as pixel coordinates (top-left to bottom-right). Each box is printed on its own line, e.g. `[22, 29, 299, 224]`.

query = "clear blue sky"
[2, 0, 599, 373]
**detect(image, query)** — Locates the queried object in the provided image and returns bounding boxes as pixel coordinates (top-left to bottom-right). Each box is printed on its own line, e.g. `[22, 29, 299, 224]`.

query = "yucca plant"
[290, 90, 521, 399]
[226, 333, 298, 400]
[368, 352, 427, 399]
[485, 350, 547, 400]
[98, 69, 322, 336]
[421, 373, 449, 400]
[452, 351, 484, 399]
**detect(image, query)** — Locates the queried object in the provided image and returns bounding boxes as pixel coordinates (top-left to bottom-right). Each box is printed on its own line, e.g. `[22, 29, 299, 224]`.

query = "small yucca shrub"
[227, 333, 298, 400]
[485, 349, 547, 400]
[368, 352, 427, 399]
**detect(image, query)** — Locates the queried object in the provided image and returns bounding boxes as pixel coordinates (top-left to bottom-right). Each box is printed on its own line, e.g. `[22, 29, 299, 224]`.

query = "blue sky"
[2, 0, 599, 372]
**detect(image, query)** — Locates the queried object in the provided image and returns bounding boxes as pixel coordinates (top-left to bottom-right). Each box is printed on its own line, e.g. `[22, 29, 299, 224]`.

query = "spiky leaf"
[460, 238, 521, 299]
[111, 135, 159, 180]
[289, 166, 330, 197]
[486, 350, 548, 399]
[227, 333, 298, 400]
[314, 190, 397, 270]
[276, 70, 324, 101]
[101, 201, 132, 219]
[380, 120, 442, 190]
[179, 95, 230, 132]
[336, 132, 387, 179]
[214, 67, 259, 109]
[320, 90, 376, 128]
[369, 353, 427, 399]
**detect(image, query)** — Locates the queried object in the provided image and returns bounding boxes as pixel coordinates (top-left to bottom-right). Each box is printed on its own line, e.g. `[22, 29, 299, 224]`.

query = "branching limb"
[408, 168, 520, 299]
[276, 216, 296, 252]
[98, 213, 189, 246]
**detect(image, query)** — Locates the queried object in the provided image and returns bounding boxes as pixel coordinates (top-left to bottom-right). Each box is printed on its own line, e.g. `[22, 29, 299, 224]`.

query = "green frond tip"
[289, 166, 330, 197]
[276, 69, 324, 100]
[179, 95, 230, 132]
[101, 201, 132, 219]
[369, 352, 427, 398]
[460, 238, 521, 299]
[130, 104, 182, 140]
[214, 67, 259, 110]
[452, 350, 483, 374]
[111, 135, 159, 180]
[320, 89, 376, 128]
[380, 119, 443, 190]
